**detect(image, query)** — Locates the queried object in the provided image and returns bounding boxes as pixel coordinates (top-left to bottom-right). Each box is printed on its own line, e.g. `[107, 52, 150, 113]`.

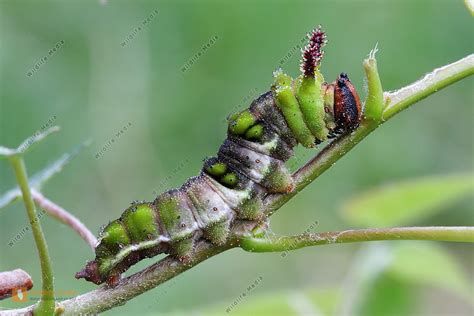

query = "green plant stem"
[240, 226, 474, 252]
[383, 54, 474, 120]
[8, 155, 55, 316]
[5, 55, 473, 316]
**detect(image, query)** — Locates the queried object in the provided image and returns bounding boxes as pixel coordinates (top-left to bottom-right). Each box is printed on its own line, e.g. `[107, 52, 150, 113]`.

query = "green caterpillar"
[76, 26, 362, 285]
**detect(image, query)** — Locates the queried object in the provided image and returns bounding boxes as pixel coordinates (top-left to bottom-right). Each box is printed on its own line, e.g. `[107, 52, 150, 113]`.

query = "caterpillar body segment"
[295, 72, 329, 142]
[76, 25, 364, 285]
[272, 70, 317, 148]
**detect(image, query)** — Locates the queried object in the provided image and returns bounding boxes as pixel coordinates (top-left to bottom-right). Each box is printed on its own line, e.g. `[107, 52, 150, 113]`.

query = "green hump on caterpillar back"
[272, 69, 316, 148]
[95, 220, 131, 259]
[228, 110, 256, 135]
[295, 70, 329, 142]
[121, 202, 159, 241]
[154, 190, 196, 239]
[154, 190, 197, 258]
[95, 203, 156, 258]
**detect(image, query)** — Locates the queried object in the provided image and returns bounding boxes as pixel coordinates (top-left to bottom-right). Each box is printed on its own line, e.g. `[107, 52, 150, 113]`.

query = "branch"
[383, 54, 474, 120]
[31, 189, 97, 250]
[7, 156, 55, 315]
[240, 226, 474, 252]
[4, 55, 473, 315]
[0, 269, 33, 300]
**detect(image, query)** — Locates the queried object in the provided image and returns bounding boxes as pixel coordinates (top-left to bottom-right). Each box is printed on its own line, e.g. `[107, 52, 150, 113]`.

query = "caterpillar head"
[334, 73, 362, 132]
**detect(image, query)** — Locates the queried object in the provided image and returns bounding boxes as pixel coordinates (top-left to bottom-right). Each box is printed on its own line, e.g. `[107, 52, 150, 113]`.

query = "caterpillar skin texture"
[76, 27, 362, 285]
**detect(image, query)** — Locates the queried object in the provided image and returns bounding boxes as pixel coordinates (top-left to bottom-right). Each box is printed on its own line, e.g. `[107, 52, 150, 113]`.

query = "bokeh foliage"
[0, 0, 472, 315]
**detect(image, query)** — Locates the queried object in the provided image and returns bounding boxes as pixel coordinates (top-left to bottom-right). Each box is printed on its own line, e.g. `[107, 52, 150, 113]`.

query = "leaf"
[355, 273, 415, 316]
[338, 242, 472, 316]
[0, 141, 90, 209]
[387, 242, 472, 302]
[184, 289, 337, 316]
[337, 244, 399, 316]
[342, 173, 474, 227]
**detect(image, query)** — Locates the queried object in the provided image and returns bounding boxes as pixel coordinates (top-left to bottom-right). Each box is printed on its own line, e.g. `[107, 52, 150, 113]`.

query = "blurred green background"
[0, 0, 473, 315]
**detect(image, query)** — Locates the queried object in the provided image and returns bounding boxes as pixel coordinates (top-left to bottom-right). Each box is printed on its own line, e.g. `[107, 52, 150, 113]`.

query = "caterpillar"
[76, 26, 362, 285]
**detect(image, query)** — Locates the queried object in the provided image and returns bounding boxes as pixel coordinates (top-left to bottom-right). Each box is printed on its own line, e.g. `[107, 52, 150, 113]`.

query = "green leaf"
[388, 242, 472, 303]
[339, 242, 472, 316]
[355, 273, 415, 316]
[342, 173, 474, 227]
[0, 141, 90, 209]
[337, 244, 399, 316]
[187, 289, 337, 316]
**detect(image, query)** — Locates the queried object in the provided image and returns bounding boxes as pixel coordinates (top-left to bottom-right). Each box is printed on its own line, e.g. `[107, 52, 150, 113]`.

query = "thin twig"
[0, 269, 33, 300]
[31, 189, 97, 250]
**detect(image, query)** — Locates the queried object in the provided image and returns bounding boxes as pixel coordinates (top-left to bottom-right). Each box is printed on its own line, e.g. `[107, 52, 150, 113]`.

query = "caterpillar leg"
[202, 220, 231, 245]
[172, 238, 195, 262]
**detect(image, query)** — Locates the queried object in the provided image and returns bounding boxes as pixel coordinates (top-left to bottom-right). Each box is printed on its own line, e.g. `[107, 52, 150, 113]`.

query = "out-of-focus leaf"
[305, 288, 340, 316]
[188, 289, 337, 316]
[0, 141, 90, 209]
[387, 242, 472, 302]
[342, 173, 474, 227]
[337, 244, 396, 316]
[355, 273, 415, 316]
[338, 242, 472, 316]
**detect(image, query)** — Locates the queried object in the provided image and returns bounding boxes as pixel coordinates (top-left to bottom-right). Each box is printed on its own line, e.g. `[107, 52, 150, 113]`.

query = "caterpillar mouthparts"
[76, 26, 362, 285]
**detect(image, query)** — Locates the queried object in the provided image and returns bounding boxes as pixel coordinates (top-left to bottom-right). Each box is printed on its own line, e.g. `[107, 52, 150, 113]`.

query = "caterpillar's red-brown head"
[333, 73, 362, 132]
